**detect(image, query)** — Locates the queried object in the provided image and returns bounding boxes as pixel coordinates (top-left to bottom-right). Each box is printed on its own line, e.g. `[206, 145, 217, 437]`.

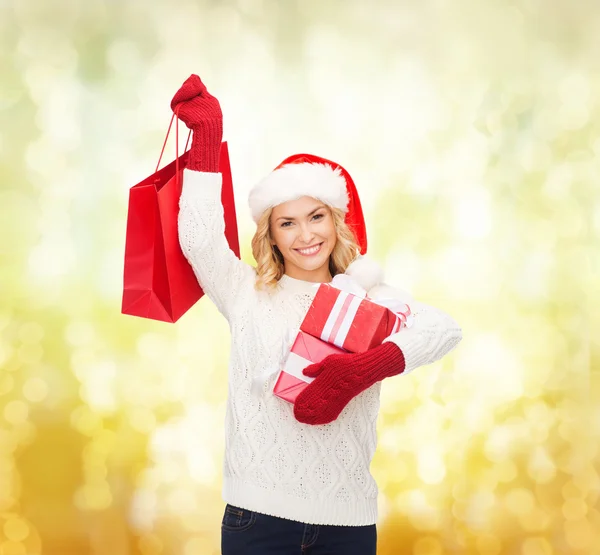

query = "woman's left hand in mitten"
[293, 342, 406, 425]
[170, 74, 223, 173]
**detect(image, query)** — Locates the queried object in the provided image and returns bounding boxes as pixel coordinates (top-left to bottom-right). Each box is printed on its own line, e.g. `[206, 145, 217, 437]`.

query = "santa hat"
[248, 153, 384, 291]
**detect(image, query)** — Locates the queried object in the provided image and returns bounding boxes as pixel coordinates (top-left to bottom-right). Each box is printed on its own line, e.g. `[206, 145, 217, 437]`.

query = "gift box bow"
[316, 274, 413, 350]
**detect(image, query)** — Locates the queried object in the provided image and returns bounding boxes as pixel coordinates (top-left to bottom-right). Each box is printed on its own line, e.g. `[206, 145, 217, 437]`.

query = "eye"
[312, 213, 324, 221]
[281, 221, 293, 228]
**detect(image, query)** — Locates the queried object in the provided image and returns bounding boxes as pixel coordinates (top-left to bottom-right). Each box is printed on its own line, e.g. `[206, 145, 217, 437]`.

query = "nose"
[298, 222, 315, 244]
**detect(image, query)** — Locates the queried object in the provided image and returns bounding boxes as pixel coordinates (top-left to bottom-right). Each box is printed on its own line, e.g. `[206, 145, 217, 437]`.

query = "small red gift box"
[300, 283, 405, 353]
[273, 331, 346, 403]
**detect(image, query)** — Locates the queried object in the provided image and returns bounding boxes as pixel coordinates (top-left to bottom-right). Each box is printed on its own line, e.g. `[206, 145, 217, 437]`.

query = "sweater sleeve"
[178, 168, 256, 319]
[372, 283, 462, 374]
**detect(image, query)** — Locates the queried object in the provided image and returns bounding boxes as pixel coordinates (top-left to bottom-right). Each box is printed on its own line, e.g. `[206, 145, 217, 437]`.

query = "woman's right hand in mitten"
[170, 74, 223, 173]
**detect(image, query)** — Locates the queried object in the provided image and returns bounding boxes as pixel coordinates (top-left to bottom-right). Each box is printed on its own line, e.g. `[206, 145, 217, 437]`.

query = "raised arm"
[173, 75, 255, 319]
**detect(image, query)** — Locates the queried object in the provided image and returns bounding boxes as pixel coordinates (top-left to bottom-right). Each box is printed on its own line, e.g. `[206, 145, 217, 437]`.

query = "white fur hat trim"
[249, 163, 349, 222]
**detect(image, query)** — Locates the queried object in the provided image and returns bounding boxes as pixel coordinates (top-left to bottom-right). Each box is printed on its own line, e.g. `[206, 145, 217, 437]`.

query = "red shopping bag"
[121, 114, 240, 323]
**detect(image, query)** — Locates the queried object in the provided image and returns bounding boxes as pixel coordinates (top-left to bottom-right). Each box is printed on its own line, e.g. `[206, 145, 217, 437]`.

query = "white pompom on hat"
[345, 254, 385, 293]
[248, 153, 384, 290]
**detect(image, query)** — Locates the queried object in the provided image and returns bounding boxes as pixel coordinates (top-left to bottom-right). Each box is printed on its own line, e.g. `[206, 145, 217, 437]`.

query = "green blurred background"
[1, 0, 599, 553]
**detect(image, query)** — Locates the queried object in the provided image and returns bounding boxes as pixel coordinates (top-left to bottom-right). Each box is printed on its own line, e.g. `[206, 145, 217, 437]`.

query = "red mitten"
[293, 342, 406, 425]
[170, 74, 223, 172]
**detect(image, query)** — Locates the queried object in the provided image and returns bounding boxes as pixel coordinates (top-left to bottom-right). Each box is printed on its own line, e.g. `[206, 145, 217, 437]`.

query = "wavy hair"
[251, 205, 360, 290]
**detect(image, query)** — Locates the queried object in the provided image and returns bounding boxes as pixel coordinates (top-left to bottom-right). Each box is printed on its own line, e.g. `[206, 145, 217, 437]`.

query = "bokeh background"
[1, 0, 599, 553]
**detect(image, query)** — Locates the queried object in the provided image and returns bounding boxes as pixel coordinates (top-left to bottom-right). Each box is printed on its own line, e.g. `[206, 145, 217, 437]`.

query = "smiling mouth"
[294, 243, 323, 256]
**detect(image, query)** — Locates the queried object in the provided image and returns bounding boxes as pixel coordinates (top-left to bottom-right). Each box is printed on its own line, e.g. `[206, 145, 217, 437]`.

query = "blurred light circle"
[138, 534, 163, 555]
[3, 402, 29, 426]
[0, 376, 14, 396]
[17, 322, 44, 344]
[475, 534, 502, 555]
[3, 518, 28, 542]
[562, 498, 587, 521]
[564, 519, 592, 550]
[0, 514, 41, 554]
[22, 378, 48, 403]
[413, 537, 443, 555]
[184, 537, 212, 555]
[0, 541, 26, 555]
[129, 407, 157, 434]
[73, 483, 113, 511]
[17, 344, 43, 365]
[521, 537, 553, 555]
[505, 488, 535, 516]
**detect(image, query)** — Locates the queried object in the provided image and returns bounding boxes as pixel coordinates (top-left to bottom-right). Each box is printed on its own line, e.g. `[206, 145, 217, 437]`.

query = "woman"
[172, 75, 462, 555]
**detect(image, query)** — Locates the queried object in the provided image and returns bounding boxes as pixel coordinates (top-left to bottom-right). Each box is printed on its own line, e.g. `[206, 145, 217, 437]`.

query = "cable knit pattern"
[178, 168, 463, 526]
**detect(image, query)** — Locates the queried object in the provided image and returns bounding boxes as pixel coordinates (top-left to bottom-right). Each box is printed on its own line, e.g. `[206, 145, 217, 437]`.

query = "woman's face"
[270, 196, 337, 282]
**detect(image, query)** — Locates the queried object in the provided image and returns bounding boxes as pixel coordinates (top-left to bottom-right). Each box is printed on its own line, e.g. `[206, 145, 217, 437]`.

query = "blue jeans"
[221, 504, 377, 555]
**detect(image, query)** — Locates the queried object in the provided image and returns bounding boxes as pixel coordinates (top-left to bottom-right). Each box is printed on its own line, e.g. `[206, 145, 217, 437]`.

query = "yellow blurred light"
[17, 322, 44, 344]
[16, 344, 43, 365]
[3, 518, 29, 542]
[0, 541, 26, 555]
[92, 429, 117, 457]
[73, 483, 113, 511]
[83, 460, 108, 482]
[138, 534, 163, 555]
[505, 488, 535, 516]
[572, 465, 600, 493]
[0, 314, 10, 332]
[497, 460, 518, 483]
[129, 407, 157, 434]
[413, 536, 443, 555]
[453, 192, 492, 240]
[166, 489, 197, 515]
[564, 519, 592, 550]
[14, 422, 36, 447]
[558, 103, 589, 131]
[137, 333, 169, 359]
[417, 445, 446, 484]
[0, 376, 14, 397]
[0, 341, 14, 368]
[521, 536, 553, 555]
[527, 447, 556, 484]
[465, 491, 496, 530]
[78, 360, 117, 412]
[451, 499, 468, 521]
[476, 534, 502, 555]
[520, 507, 552, 532]
[22, 378, 48, 403]
[3, 402, 29, 426]
[70, 406, 103, 436]
[64, 321, 96, 347]
[409, 508, 440, 531]
[562, 498, 588, 521]
[561, 480, 582, 500]
[184, 537, 213, 555]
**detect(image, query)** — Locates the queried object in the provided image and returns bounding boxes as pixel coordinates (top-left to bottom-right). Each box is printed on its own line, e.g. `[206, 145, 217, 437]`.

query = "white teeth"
[296, 244, 322, 255]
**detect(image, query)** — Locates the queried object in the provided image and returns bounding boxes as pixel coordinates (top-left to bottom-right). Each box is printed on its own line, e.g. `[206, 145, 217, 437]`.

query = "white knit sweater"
[178, 169, 462, 526]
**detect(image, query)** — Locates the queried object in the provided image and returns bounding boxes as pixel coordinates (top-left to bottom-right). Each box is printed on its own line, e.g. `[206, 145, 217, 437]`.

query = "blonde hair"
[251, 205, 360, 290]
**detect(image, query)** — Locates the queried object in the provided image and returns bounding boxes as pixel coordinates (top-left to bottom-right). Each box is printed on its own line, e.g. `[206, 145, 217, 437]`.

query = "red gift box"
[300, 283, 406, 353]
[273, 331, 346, 403]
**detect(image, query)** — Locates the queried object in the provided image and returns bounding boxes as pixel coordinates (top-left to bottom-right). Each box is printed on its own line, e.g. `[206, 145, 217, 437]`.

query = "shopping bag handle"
[155, 108, 192, 173]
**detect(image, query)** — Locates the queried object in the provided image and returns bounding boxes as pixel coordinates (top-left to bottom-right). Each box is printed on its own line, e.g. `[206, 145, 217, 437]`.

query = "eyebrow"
[275, 206, 326, 222]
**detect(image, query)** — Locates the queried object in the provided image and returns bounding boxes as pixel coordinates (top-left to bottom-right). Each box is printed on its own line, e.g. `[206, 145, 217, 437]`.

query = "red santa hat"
[248, 153, 384, 291]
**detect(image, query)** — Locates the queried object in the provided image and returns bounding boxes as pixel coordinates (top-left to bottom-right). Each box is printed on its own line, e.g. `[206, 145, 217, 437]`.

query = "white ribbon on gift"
[282, 352, 317, 384]
[319, 274, 413, 349]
